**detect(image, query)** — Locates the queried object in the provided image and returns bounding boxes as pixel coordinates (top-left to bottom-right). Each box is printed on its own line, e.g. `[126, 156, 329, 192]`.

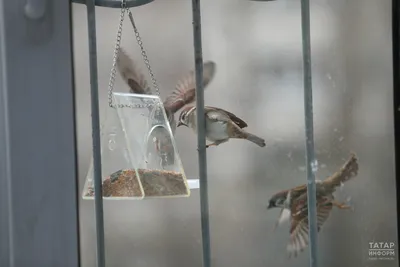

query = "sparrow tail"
[244, 132, 266, 147]
[324, 152, 359, 188]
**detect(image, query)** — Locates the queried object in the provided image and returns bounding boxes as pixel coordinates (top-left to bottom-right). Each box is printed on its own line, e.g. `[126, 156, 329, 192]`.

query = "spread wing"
[116, 47, 152, 95]
[204, 106, 248, 129]
[290, 184, 307, 195]
[163, 61, 217, 113]
[323, 152, 358, 188]
[287, 198, 333, 258]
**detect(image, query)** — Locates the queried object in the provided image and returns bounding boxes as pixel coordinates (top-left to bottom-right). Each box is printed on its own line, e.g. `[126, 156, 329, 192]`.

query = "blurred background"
[72, 0, 396, 266]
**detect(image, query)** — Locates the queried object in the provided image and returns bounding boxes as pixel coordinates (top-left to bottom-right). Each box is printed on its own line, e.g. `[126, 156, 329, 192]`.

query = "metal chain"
[107, 1, 160, 109]
[107, 0, 127, 108]
[127, 9, 160, 97]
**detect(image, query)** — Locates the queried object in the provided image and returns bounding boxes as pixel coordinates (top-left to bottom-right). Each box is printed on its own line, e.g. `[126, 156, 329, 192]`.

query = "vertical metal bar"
[86, 1, 106, 267]
[191, 0, 211, 267]
[0, 3, 12, 264]
[300, 0, 318, 267]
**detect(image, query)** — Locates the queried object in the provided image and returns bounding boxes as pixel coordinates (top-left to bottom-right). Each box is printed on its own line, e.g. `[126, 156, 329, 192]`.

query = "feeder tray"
[82, 92, 190, 200]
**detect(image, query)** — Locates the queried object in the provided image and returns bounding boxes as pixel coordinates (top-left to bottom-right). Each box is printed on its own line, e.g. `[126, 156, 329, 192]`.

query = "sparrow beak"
[267, 202, 273, 209]
[177, 121, 183, 127]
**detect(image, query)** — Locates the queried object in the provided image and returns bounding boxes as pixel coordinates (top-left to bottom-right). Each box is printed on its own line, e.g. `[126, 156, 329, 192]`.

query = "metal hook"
[24, 0, 47, 20]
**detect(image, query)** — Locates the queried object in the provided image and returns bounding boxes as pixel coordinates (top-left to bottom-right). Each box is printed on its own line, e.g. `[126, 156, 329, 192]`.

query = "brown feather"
[163, 61, 216, 113]
[287, 199, 333, 257]
[206, 106, 248, 129]
[323, 152, 358, 188]
[275, 152, 358, 203]
[127, 78, 147, 94]
[116, 47, 151, 95]
[270, 153, 359, 258]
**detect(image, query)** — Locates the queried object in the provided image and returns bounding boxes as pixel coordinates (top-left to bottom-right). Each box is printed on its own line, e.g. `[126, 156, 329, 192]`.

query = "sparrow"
[177, 106, 266, 148]
[267, 152, 359, 257]
[116, 47, 216, 166]
[116, 47, 216, 134]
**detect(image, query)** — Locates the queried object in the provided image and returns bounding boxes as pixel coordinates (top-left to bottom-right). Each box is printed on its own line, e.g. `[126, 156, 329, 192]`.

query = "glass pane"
[73, 0, 397, 266]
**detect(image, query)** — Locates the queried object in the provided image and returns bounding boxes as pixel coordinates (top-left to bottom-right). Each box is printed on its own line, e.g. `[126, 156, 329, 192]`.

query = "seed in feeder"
[85, 168, 188, 198]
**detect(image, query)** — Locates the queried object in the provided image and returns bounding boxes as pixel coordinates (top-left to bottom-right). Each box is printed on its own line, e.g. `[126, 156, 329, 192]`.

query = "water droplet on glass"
[321, 163, 327, 169]
[339, 136, 344, 142]
[333, 128, 338, 132]
[311, 159, 318, 173]
[298, 166, 306, 172]
[108, 139, 116, 150]
[108, 132, 116, 151]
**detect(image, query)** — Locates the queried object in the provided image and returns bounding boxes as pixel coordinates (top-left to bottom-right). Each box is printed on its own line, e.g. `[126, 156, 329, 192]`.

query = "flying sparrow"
[267, 152, 359, 257]
[116, 47, 216, 165]
[177, 106, 266, 148]
[116, 47, 216, 134]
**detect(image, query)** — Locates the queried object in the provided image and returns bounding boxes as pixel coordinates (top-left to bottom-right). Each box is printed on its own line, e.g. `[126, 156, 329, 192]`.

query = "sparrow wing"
[116, 47, 152, 95]
[204, 106, 248, 129]
[163, 61, 217, 114]
[290, 184, 307, 195]
[287, 198, 333, 258]
[323, 152, 359, 188]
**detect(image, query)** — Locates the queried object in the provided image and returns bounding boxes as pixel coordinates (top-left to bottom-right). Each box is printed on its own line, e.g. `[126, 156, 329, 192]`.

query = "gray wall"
[73, 0, 397, 266]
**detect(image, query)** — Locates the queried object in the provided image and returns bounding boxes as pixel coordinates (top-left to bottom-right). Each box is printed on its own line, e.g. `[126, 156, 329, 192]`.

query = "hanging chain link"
[127, 9, 160, 97]
[107, 0, 126, 108]
[107, 0, 161, 109]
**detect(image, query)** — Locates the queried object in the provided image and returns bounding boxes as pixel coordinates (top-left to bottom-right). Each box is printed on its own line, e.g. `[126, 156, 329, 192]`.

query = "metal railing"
[71, 0, 317, 267]
[300, 0, 318, 266]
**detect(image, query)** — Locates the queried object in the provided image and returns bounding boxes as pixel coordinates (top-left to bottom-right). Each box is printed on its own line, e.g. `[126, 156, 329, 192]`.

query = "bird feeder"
[82, 3, 190, 200]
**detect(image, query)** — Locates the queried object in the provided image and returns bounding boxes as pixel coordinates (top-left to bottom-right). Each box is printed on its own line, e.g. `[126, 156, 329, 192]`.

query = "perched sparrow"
[267, 152, 359, 257]
[116, 47, 216, 166]
[177, 106, 266, 148]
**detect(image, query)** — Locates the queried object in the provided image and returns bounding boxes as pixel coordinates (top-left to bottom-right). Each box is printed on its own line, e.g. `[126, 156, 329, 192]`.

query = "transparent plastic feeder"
[82, 92, 190, 200]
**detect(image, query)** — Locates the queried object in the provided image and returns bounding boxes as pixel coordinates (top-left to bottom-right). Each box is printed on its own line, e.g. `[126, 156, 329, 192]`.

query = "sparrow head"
[177, 106, 194, 127]
[267, 191, 289, 209]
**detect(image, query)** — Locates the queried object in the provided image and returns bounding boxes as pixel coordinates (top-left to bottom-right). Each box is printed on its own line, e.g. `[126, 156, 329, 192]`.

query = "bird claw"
[197, 143, 217, 150]
[345, 197, 355, 212]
